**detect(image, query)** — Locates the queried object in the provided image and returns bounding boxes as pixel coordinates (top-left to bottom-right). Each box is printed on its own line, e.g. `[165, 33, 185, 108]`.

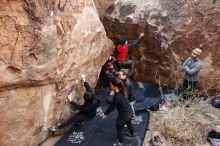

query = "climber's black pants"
[58, 112, 92, 129]
[116, 114, 134, 143]
[183, 80, 197, 91]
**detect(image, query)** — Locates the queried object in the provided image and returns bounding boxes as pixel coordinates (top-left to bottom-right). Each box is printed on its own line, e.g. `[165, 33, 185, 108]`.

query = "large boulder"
[93, 0, 114, 19]
[96, 0, 220, 90]
[0, 0, 113, 145]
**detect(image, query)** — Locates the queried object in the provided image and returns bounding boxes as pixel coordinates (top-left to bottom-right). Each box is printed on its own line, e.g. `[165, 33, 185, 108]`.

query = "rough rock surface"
[0, 0, 113, 146]
[96, 0, 220, 91]
[93, 0, 114, 19]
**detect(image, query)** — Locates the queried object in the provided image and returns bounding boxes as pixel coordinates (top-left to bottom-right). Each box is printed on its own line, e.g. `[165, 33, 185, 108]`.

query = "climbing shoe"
[49, 126, 58, 132]
[113, 140, 123, 146]
[76, 122, 85, 126]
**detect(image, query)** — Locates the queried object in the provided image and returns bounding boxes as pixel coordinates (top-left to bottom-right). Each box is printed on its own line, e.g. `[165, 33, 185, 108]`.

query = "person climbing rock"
[49, 75, 100, 132]
[104, 60, 119, 86]
[116, 32, 145, 79]
[182, 48, 203, 91]
[96, 56, 119, 89]
[101, 78, 137, 146]
[97, 56, 120, 103]
[109, 55, 121, 70]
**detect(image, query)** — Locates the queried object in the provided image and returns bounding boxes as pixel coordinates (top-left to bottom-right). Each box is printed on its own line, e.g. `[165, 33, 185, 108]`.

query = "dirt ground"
[143, 101, 220, 146]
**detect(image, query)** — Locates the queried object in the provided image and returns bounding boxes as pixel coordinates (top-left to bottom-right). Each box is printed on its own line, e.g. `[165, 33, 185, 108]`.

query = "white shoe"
[49, 126, 58, 132]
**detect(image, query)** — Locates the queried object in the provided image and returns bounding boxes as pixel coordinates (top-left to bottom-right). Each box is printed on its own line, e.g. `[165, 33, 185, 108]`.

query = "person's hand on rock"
[67, 94, 74, 102]
[81, 74, 86, 83]
[109, 56, 112, 61]
[139, 32, 144, 38]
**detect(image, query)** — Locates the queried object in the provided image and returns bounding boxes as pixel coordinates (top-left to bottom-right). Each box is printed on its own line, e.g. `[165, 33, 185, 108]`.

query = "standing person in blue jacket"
[50, 75, 100, 132]
[182, 48, 203, 91]
[101, 78, 136, 146]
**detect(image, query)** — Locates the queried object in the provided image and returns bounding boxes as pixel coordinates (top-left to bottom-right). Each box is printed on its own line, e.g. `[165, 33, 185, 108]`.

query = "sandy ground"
[143, 101, 220, 146]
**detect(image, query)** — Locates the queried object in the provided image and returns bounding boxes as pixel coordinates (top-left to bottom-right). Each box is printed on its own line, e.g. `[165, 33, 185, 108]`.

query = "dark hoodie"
[71, 82, 100, 118]
[104, 92, 133, 119]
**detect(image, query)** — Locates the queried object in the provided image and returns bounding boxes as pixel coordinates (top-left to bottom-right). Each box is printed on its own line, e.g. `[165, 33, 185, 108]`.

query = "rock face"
[96, 0, 220, 91]
[0, 0, 113, 146]
[93, 0, 114, 19]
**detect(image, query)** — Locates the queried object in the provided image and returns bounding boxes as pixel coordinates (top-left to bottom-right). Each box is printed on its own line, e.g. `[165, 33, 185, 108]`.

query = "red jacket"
[117, 45, 128, 62]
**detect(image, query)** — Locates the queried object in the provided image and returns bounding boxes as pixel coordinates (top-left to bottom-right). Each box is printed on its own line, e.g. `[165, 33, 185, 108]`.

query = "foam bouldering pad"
[97, 84, 162, 112]
[145, 86, 160, 98]
[55, 86, 152, 146]
[55, 109, 149, 146]
[133, 97, 161, 111]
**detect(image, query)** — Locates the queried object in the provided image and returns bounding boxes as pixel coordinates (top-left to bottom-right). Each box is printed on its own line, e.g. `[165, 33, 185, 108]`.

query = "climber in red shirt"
[116, 33, 144, 79]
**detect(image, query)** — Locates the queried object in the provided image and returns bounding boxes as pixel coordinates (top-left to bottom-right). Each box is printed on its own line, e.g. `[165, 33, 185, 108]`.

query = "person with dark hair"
[116, 33, 144, 77]
[97, 56, 120, 103]
[101, 58, 120, 91]
[105, 61, 118, 82]
[96, 56, 119, 89]
[50, 75, 100, 132]
[118, 69, 146, 114]
[118, 69, 136, 117]
[118, 69, 135, 100]
[101, 78, 136, 146]
[109, 55, 121, 70]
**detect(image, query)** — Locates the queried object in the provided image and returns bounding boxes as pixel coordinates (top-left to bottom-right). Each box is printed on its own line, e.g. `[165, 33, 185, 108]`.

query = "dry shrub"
[160, 108, 210, 146]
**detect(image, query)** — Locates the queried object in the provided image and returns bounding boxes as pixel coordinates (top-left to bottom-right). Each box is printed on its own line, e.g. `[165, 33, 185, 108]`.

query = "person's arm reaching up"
[81, 74, 93, 93]
[127, 33, 144, 49]
[84, 82, 93, 93]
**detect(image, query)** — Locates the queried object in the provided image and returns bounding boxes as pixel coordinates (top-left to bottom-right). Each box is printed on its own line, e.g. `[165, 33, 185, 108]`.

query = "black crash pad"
[133, 97, 161, 111]
[55, 108, 149, 146]
[97, 83, 162, 112]
[55, 86, 152, 146]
